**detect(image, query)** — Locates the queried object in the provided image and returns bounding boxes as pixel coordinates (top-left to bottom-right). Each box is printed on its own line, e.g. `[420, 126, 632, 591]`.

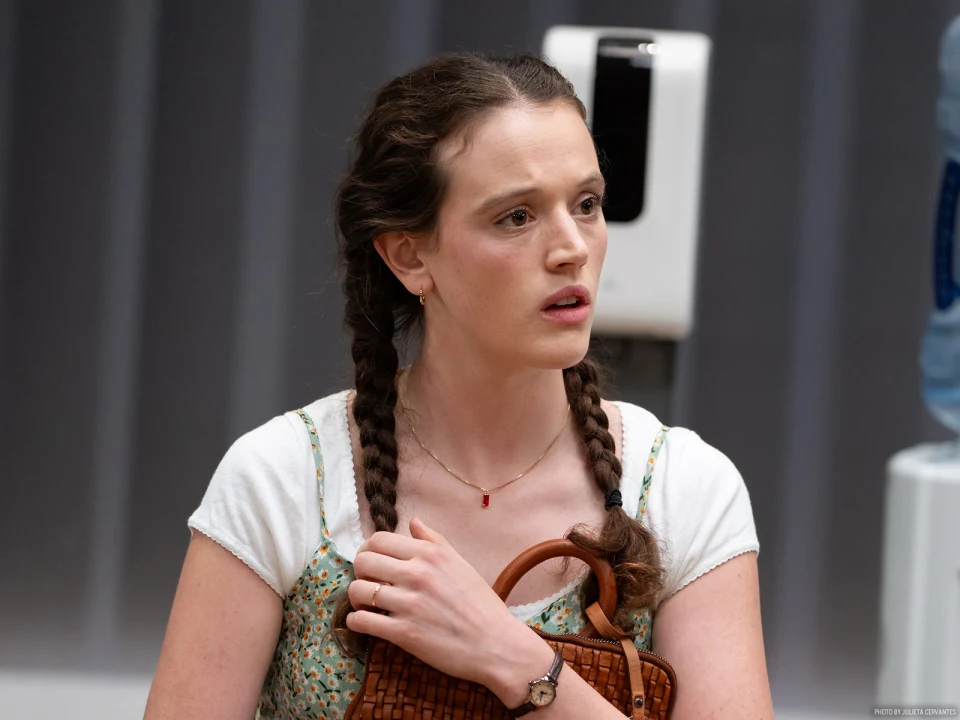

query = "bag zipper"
[543, 630, 675, 670]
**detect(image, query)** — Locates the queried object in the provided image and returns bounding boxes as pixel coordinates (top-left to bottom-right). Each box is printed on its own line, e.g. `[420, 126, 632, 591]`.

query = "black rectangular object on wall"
[591, 36, 654, 223]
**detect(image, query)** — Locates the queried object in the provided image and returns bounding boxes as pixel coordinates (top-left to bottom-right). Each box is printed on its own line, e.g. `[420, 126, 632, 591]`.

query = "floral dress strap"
[295, 408, 333, 542]
[626, 423, 670, 651]
[637, 424, 670, 518]
[259, 409, 360, 718]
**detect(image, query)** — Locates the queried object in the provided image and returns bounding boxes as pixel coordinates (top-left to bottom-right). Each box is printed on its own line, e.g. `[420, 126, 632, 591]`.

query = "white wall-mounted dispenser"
[543, 26, 712, 338]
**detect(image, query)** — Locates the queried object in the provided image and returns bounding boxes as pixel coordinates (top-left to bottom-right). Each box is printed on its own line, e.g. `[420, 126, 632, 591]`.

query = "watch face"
[530, 679, 557, 707]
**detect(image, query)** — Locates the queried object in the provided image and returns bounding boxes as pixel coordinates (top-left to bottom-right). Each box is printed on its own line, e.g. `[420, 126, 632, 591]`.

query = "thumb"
[409, 516, 446, 545]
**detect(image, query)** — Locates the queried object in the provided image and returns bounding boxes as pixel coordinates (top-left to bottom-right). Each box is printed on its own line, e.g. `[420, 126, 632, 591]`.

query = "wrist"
[483, 621, 557, 708]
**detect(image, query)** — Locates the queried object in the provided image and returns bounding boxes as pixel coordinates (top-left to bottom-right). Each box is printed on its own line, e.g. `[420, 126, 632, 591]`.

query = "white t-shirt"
[188, 389, 760, 618]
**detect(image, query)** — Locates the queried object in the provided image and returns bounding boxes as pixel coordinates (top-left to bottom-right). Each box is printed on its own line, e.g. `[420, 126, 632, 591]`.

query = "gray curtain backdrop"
[1, 0, 955, 714]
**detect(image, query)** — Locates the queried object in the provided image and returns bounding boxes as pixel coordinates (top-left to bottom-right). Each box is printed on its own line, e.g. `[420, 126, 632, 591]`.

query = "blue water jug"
[920, 16, 960, 433]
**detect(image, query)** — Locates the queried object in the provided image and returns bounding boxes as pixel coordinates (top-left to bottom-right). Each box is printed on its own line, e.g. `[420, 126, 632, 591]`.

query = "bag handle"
[493, 540, 649, 718]
[491, 539, 617, 627]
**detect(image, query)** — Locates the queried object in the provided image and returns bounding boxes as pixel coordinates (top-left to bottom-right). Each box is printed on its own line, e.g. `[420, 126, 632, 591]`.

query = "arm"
[346, 518, 653, 719]
[143, 532, 284, 720]
[651, 551, 774, 719]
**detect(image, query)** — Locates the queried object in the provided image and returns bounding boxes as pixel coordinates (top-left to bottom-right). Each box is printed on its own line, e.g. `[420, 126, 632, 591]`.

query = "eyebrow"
[474, 172, 607, 215]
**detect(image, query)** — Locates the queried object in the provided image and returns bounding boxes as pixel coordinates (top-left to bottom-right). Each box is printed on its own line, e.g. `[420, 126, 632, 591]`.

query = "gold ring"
[371, 583, 383, 609]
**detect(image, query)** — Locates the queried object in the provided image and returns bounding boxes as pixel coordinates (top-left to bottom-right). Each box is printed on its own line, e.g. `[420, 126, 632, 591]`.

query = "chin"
[526, 335, 592, 371]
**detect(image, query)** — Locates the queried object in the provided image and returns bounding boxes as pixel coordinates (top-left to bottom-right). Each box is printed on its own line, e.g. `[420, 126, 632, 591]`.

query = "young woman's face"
[424, 101, 607, 370]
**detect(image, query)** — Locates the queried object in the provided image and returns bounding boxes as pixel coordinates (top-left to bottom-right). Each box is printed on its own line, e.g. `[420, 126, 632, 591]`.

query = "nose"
[546, 210, 590, 270]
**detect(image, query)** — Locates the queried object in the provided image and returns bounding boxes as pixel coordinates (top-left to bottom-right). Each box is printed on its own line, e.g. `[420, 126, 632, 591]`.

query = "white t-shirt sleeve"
[649, 427, 760, 608]
[187, 412, 316, 598]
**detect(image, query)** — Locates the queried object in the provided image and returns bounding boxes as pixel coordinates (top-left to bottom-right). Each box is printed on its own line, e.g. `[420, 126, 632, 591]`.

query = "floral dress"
[256, 409, 670, 719]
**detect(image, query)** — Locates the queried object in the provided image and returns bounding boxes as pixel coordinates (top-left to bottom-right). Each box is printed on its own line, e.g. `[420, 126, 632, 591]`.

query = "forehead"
[439, 102, 599, 203]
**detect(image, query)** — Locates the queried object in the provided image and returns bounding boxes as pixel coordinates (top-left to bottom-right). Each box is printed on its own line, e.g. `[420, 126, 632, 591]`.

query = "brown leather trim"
[584, 601, 624, 640]
[492, 539, 617, 621]
[620, 637, 648, 720]
[583, 603, 649, 719]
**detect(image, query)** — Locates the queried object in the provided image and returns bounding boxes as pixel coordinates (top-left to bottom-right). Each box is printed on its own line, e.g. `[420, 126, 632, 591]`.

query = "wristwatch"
[508, 650, 564, 716]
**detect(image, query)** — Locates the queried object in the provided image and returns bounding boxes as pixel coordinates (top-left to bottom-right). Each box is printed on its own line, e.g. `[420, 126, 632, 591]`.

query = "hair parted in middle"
[331, 50, 666, 655]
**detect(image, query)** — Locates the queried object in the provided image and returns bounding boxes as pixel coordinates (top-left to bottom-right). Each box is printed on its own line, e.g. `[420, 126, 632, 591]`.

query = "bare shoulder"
[652, 550, 773, 717]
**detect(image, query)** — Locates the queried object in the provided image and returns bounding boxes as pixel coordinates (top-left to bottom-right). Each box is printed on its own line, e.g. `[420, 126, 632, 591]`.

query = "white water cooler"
[877, 442, 960, 704]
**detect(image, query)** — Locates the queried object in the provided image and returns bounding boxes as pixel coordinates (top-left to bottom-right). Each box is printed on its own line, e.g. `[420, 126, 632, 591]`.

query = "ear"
[373, 231, 434, 299]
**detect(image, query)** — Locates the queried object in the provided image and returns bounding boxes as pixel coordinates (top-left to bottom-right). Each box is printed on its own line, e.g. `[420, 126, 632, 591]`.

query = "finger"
[346, 609, 399, 640]
[352, 549, 407, 583]
[359, 531, 428, 560]
[347, 579, 396, 612]
[409, 516, 447, 546]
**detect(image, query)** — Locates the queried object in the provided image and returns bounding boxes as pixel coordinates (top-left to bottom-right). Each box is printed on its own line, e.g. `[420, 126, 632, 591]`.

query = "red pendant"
[482, 492, 490, 508]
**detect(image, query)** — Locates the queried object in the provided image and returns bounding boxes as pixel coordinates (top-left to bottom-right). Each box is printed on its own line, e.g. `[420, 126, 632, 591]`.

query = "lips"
[541, 285, 591, 311]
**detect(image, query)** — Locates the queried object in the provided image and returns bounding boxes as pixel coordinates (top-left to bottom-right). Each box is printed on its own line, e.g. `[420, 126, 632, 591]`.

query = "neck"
[397, 350, 575, 485]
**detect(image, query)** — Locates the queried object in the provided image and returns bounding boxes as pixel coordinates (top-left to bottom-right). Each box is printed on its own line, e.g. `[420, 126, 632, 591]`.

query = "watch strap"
[509, 700, 538, 717]
[545, 650, 564, 682]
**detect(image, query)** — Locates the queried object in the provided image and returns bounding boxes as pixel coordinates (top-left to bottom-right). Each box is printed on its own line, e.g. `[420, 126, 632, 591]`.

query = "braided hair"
[331, 52, 665, 654]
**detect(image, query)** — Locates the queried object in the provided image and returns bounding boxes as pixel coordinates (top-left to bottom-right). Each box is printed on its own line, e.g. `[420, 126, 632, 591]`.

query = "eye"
[578, 193, 604, 216]
[498, 207, 530, 228]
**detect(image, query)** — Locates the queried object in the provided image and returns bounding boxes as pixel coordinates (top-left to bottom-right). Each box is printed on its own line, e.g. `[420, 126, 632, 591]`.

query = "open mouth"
[545, 297, 584, 310]
[541, 286, 591, 314]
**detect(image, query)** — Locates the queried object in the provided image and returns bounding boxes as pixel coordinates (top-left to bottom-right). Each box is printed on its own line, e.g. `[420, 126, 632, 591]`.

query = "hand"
[345, 517, 553, 698]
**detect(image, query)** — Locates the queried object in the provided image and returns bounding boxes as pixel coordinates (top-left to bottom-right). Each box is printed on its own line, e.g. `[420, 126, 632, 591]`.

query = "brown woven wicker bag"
[343, 538, 677, 720]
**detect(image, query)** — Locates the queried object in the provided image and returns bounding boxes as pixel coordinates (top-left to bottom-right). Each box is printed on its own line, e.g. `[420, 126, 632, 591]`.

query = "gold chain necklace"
[404, 399, 570, 509]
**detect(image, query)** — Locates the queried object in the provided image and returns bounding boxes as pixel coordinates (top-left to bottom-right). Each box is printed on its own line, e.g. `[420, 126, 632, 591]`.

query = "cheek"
[476, 252, 528, 311]
[588, 225, 608, 270]
[447, 237, 528, 303]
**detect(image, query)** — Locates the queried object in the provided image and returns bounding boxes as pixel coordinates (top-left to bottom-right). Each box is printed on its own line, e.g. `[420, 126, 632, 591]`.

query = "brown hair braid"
[563, 360, 666, 627]
[331, 51, 664, 654]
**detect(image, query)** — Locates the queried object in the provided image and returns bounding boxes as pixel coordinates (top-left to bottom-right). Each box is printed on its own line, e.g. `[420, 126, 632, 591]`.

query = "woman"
[144, 52, 774, 719]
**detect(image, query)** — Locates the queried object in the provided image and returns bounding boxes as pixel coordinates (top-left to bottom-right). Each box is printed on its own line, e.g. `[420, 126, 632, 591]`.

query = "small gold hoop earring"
[419, 287, 425, 306]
